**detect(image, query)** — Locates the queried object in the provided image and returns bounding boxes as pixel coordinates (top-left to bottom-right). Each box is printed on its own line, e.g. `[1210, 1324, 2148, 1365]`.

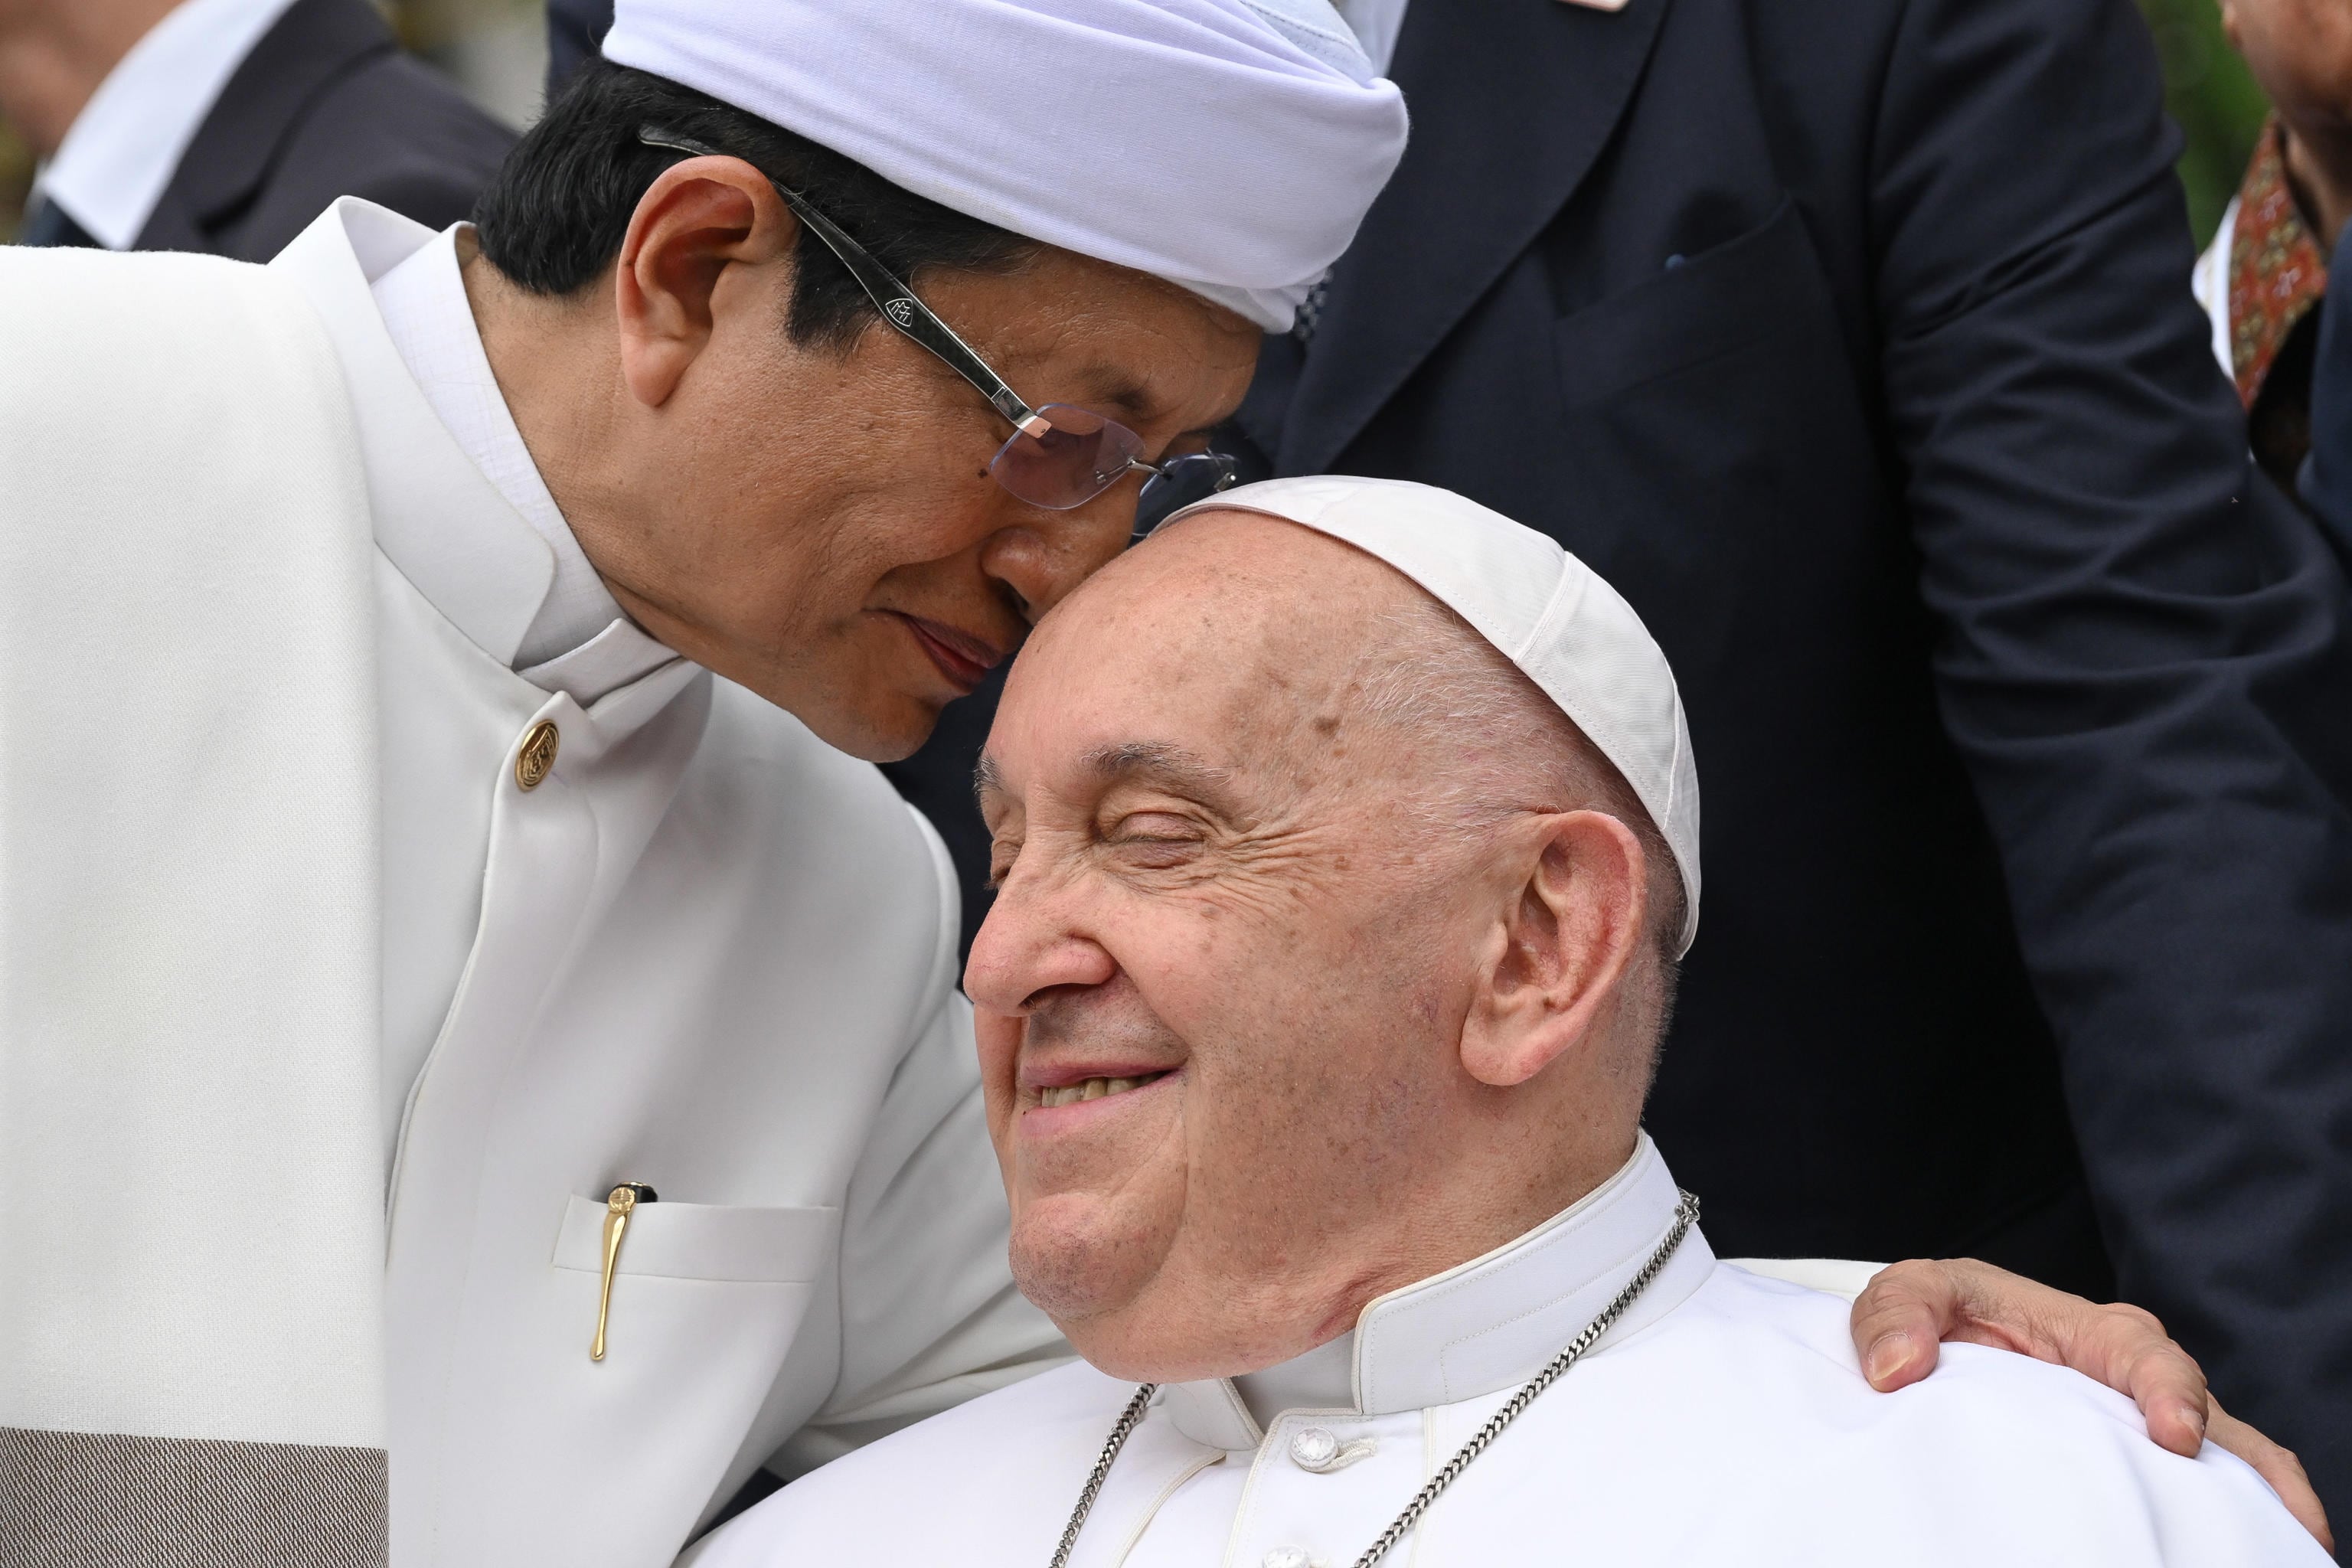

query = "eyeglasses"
[639, 127, 1240, 519]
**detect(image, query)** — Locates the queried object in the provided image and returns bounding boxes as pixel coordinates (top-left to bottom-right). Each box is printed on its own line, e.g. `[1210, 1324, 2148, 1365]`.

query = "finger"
[2039, 1301, 2208, 1459]
[1848, 1259, 1958, 1391]
[2209, 1401, 2334, 1553]
[1907, 1261, 2215, 1452]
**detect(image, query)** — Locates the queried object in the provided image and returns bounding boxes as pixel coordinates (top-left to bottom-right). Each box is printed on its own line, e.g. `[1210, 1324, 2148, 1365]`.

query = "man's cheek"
[974, 1007, 1024, 1097]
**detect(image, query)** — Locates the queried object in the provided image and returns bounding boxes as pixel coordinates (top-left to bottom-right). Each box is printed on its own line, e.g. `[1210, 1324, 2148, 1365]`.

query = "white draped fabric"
[0, 243, 388, 1470]
[689, 1137, 2324, 1568]
[603, 0, 1409, 332]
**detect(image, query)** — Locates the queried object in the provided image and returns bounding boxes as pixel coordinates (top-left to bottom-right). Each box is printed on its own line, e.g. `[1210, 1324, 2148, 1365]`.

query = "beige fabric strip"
[0, 1428, 387, 1568]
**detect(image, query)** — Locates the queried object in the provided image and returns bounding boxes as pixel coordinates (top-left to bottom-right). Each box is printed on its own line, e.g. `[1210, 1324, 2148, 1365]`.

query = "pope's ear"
[1459, 809, 1647, 1088]
[613, 156, 798, 409]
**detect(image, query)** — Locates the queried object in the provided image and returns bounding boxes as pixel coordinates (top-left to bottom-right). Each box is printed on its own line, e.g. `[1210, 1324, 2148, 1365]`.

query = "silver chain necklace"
[1046, 1190, 1700, 1568]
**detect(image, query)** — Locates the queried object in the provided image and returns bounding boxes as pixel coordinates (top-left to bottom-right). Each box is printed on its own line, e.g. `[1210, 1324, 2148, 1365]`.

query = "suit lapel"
[1276, 0, 1673, 475]
[135, 0, 394, 253]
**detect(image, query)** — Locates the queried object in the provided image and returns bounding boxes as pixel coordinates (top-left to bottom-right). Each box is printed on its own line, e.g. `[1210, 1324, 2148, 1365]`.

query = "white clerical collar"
[32, 0, 299, 249]
[270, 200, 678, 705]
[1168, 1133, 1715, 1451]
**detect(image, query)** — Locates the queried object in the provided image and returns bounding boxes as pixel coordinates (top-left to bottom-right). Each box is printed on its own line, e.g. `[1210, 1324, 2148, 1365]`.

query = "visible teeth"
[1040, 1074, 1158, 1109]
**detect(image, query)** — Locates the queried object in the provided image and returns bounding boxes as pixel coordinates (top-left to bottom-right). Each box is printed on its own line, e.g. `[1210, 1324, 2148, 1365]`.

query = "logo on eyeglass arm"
[885, 297, 917, 328]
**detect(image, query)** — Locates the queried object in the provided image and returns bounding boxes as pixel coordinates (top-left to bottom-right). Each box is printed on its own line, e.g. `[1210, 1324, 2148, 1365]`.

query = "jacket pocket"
[551, 1194, 840, 1282]
[1553, 194, 1823, 407]
[430, 1198, 847, 1565]
[1542, 192, 1885, 681]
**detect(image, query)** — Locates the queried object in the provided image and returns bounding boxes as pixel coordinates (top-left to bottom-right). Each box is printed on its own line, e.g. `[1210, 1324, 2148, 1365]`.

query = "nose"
[963, 855, 1117, 1013]
[979, 488, 1140, 623]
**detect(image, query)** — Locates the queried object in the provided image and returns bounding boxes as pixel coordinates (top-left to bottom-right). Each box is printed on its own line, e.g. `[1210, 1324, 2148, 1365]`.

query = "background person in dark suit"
[873, 0, 2352, 1524]
[2, 0, 511, 256]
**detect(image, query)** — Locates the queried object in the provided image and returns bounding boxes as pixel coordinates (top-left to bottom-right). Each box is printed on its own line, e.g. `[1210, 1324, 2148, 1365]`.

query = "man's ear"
[1459, 810, 1647, 1088]
[613, 157, 798, 409]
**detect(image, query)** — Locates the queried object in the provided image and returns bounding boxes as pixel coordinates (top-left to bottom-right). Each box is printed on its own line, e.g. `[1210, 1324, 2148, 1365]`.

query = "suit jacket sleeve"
[2299, 232, 2352, 563]
[775, 809, 1069, 1472]
[1869, 0, 2352, 1504]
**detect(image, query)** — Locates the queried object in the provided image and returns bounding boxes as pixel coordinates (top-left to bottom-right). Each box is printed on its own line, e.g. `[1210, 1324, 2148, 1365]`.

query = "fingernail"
[1864, 1331, 1914, 1384]
[2174, 1400, 2207, 1445]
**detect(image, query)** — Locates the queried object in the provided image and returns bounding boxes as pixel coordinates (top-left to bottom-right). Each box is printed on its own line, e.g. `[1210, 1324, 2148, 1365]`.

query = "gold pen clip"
[590, 1181, 657, 1362]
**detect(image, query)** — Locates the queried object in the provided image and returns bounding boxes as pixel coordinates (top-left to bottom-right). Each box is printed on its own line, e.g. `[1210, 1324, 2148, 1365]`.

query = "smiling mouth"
[1037, 1070, 1171, 1109]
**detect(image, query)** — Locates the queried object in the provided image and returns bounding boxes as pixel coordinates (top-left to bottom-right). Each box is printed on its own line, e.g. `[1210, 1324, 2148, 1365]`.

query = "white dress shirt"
[2192, 197, 2242, 385]
[31, 0, 298, 247]
[690, 1135, 2325, 1568]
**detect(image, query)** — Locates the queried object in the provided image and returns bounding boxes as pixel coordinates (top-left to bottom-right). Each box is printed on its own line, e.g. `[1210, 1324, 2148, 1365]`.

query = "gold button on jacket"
[515, 720, 560, 790]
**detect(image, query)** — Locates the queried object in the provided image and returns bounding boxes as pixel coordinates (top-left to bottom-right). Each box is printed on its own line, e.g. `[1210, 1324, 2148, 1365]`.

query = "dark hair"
[473, 60, 1037, 351]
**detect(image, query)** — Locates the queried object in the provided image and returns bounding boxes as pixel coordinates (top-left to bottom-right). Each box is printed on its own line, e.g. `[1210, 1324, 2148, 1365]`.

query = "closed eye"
[1106, 812, 1207, 867]
[985, 835, 1023, 892]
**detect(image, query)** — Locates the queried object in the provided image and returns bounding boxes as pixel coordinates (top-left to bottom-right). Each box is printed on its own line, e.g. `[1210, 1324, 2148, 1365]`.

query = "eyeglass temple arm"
[639, 128, 1050, 439]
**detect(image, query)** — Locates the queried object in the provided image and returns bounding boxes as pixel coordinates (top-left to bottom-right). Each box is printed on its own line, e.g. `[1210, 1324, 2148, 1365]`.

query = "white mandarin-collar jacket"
[270, 200, 1063, 1567]
[690, 1135, 2324, 1568]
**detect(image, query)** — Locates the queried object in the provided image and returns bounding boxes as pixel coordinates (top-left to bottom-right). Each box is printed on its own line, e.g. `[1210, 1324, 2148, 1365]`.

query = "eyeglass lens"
[988, 404, 1146, 511]
[989, 403, 1240, 527]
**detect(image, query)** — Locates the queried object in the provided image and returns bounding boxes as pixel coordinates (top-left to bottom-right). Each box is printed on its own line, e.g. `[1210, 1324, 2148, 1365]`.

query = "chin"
[860, 707, 942, 765]
[759, 679, 942, 764]
[1008, 1199, 1168, 1325]
[1058, 1310, 1273, 1387]
[1009, 1236, 1123, 1323]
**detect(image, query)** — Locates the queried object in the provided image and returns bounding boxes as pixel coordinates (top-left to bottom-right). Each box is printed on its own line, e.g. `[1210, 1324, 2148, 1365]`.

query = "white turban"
[1165, 477, 1704, 956]
[602, 0, 1408, 332]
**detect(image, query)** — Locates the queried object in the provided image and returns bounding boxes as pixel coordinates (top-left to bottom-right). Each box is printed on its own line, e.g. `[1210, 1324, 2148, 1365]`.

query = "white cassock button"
[1290, 1428, 1340, 1469]
[1289, 1426, 1375, 1472]
[1262, 1550, 1312, 1568]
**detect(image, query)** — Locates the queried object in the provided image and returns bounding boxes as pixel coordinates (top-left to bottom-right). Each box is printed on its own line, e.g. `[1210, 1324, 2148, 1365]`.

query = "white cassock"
[686, 1136, 2324, 1568]
[0, 198, 1059, 1567]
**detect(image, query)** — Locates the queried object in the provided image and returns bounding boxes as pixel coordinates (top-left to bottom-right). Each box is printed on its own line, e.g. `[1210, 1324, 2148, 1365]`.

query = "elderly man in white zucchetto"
[686, 478, 2331, 1568]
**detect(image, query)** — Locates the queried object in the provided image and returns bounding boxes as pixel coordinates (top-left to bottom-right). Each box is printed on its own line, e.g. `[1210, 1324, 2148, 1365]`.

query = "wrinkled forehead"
[981, 514, 1416, 805]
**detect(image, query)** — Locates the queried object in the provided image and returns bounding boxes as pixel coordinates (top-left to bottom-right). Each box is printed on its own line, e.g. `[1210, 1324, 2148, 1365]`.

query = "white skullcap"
[1163, 477, 1703, 955]
[602, 0, 1409, 332]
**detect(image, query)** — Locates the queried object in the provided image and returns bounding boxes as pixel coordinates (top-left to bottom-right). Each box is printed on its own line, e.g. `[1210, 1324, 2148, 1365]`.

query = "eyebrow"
[975, 740, 1240, 811]
[1080, 740, 1235, 799]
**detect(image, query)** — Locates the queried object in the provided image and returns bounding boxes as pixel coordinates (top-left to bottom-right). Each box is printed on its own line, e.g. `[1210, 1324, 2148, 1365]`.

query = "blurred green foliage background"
[2144, 0, 2272, 243]
[0, 0, 2291, 253]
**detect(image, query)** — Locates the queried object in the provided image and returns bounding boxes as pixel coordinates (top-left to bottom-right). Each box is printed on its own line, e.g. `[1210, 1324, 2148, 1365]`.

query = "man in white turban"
[0, 5, 2309, 1566]
[685, 478, 2331, 1568]
[0, 5, 1404, 1564]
